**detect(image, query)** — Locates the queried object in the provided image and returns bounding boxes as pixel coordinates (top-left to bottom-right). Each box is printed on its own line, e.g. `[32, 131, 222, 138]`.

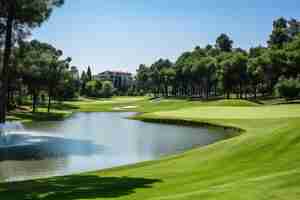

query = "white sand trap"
[112, 106, 138, 110]
[122, 106, 138, 109]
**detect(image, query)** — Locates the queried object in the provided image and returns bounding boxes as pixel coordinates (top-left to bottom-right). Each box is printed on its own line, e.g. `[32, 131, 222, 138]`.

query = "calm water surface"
[0, 112, 225, 182]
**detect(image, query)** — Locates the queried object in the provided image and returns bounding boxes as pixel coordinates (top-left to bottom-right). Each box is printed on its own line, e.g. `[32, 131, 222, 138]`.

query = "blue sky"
[32, 0, 300, 73]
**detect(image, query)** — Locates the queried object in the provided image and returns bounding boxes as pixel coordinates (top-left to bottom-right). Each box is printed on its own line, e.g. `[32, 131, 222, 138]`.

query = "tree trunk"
[48, 93, 51, 113]
[164, 84, 168, 97]
[239, 82, 243, 99]
[0, 5, 14, 124]
[7, 79, 15, 111]
[7, 88, 11, 111]
[32, 92, 38, 113]
[206, 80, 210, 100]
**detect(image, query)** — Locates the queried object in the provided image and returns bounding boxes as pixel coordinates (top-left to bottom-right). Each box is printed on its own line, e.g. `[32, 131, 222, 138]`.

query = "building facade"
[94, 70, 133, 90]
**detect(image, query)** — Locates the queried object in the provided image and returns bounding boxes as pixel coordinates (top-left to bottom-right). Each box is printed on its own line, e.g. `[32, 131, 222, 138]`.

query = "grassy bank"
[2, 97, 300, 199]
[6, 97, 146, 123]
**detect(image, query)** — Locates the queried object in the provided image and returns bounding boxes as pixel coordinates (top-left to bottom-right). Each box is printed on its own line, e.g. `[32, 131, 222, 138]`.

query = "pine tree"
[0, 0, 64, 123]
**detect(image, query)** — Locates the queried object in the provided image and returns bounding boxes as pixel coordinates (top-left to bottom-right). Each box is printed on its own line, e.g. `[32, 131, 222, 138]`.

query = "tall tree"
[216, 34, 233, 52]
[20, 40, 71, 113]
[268, 17, 290, 48]
[87, 66, 92, 81]
[219, 58, 234, 99]
[136, 64, 150, 93]
[230, 53, 248, 98]
[150, 59, 173, 96]
[0, 0, 64, 123]
[44, 49, 71, 113]
[160, 67, 176, 97]
[20, 40, 48, 113]
[80, 70, 88, 95]
[248, 57, 264, 99]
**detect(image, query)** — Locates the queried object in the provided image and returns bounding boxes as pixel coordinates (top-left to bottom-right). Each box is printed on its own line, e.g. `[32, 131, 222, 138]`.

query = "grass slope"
[7, 97, 146, 122]
[2, 98, 300, 199]
[66, 97, 147, 112]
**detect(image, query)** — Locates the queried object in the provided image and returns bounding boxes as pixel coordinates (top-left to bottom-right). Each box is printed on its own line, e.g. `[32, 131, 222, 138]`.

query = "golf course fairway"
[1, 99, 299, 200]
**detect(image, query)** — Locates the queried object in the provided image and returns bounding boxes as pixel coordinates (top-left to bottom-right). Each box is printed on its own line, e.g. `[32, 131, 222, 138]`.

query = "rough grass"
[2, 97, 300, 199]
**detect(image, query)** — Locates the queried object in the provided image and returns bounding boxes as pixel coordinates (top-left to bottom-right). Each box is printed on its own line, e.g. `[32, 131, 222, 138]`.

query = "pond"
[0, 112, 226, 182]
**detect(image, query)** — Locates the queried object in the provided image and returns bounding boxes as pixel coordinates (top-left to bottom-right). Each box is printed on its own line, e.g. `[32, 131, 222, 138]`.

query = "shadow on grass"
[0, 175, 161, 200]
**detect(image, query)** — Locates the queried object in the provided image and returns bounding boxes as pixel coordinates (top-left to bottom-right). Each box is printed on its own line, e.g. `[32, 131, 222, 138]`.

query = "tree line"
[135, 18, 300, 100]
[0, 38, 115, 114]
[0, 1, 117, 124]
[0, 0, 67, 123]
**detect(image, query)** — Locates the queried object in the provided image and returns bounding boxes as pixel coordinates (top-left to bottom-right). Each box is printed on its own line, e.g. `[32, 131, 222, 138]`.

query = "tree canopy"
[0, 0, 65, 123]
[135, 17, 300, 100]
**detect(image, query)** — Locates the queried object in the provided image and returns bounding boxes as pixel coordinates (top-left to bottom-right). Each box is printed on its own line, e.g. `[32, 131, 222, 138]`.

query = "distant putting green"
[65, 96, 146, 112]
[2, 98, 300, 200]
[147, 104, 300, 119]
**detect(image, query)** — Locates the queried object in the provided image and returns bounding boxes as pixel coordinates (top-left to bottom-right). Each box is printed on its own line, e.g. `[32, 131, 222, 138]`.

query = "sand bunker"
[112, 106, 138, 110]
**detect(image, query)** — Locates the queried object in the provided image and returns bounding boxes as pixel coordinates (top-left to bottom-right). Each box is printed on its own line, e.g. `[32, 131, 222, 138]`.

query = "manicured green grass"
[144, 104, 300, 119]
[65, 96, 147, 112]
[7, 97, 146, 122]
[2, 97, 300, 199]
[67, 97, 260, 113]
[131, 99, 259, 113]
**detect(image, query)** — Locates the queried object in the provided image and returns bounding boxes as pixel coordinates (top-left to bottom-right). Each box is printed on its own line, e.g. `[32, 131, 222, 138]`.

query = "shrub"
[276, 77, 300, 99]
[100, 81, 115, 98]
[85, 80, 103, 97]
[85, 80, 115, 98]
